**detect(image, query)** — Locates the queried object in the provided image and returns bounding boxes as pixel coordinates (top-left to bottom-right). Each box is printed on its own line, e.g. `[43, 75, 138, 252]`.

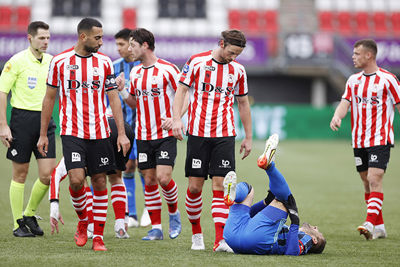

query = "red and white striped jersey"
[47, 47, 118, 139]
[129, 58, 179, 140]
[179, 50, 248, 138]
[342, 68, 400, 148]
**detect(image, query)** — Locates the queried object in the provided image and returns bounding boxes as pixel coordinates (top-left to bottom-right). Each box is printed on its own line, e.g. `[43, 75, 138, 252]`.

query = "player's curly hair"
[308, 235, 326, 254]
[221, 29, 246, 48]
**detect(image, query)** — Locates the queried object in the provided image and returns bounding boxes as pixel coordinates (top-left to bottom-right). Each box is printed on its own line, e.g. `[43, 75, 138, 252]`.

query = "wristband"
[119, 89, 130, 100]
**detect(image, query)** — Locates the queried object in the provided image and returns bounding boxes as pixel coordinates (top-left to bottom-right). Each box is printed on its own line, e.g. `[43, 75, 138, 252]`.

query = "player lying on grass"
[222, 134, 326, 255]
[49, 115, 134, 239]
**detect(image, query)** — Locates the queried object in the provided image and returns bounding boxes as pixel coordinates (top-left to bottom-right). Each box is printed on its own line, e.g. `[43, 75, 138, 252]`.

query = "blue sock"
[266, 162, 291, 202]
[123, 172, 137, 217]
[250, 200, 267, 218]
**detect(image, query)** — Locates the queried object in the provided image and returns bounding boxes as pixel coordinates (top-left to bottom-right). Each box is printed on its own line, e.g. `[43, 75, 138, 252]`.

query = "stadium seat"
[0, 6, 12, 31]
[16, 6, 31, 32]
[123, 8, 136, 29]
[318, 11, 334, 32]
[390, 12, 400, 34]
[228, 9, 242, 30]
[337, 11, 352, 36]
[246, 10, 260, 34]
[262, 10, 278, 34]
[354, 11, 369, 36]
[373, 12, 388, 36]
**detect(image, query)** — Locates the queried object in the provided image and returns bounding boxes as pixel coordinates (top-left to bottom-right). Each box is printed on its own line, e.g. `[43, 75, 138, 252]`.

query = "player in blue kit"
[113, 28, 150, 228]
[223, 134, 326, 255]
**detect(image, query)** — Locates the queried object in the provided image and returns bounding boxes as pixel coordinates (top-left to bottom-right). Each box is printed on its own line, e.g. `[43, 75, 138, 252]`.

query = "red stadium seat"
[123, 8, 136, 29]
[16, 6, 31, 32]
[262, 10, 278, 34]
[228, 9, 242, 30]
[246, 10, 260, 34]
[337, 11, 352, 36]
[318, 11, 334, 32]
[0, 6, 13, 31]
[354, 12, 369, 37]
[373, 12, 388, 36]
[390, 12, 400, 34]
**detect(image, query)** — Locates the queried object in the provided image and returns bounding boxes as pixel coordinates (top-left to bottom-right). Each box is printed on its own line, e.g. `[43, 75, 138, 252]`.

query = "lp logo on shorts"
[100, 157, 109, 167]
[159, 151, 169, 159]
[220, 160, 230, 168]
[369, 154, 378, 163]
[139, 153, 147, 163]
[192, 158, 202, 169]
[72, 152, 81, 162]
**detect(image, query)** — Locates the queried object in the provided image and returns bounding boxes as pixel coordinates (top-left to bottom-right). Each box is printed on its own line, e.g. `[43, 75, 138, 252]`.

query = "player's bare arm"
[37, 85, 58, 156]
[108, 89, 131, 156]
[236, 95, 252, 159]
[330, 99, 350, 131]
[0, 91, 12, 147]
[172, 83, 189, 140]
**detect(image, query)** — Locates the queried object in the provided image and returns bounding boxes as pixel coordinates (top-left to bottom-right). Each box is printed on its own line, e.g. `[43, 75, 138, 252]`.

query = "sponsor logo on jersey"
[354, 95, 379, 105]
[135, 88, 161, 97]
[72, 152, 81, 162]
[66, 64, 79, 70]
[27, 77, 37, 89]
[67, 80, 101, 90]
[93, 67, 99, 76]
[139, 153, 147, 163]
[183, 64, 190, 74]
[192, 158, 202, 168]
[204, 65, 215, 71]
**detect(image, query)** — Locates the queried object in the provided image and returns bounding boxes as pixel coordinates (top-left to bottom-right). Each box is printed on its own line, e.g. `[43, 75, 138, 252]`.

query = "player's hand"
[283, 194, 299, 226]
[330, 115, 341, 131]
[37, 135, 49, 157]
[172, 119, 185, 141]
[50, 201, 64, 234]
[161, 117, 173, 131]
[0, 124, 13, 148]
[116, 72, 125, 91]
[117, 134, 131, 156]
[239, 137, 252, 159]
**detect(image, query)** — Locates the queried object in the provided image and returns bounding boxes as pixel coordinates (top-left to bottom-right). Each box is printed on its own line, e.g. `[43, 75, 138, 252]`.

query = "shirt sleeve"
[168, 65, 180, 92]
[179, 57, 195, 88]
[104, 59, 117, 92]
[49, 157, 68, 201]
[386, 74, 400, 105]
[47, 57, 60, 88]
[0, 58, 18, 94]
[234, 65, 248, 96]
[342, 78, 352, 102]
[284, 224, 301, 256]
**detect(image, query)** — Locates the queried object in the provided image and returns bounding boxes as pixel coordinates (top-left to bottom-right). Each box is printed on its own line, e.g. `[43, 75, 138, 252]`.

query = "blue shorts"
[129, 139, 137, 160]
[223, 204, 287, 255]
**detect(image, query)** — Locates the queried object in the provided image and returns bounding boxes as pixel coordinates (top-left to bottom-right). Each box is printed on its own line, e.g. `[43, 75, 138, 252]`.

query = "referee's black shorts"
[7, 108, 56, 163]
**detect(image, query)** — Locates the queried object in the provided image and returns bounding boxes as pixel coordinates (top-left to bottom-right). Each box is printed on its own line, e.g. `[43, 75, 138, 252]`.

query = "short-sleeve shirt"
[342, 68, 400, 148]
[129, 58, 179, 141]
[179, 50, 248, 138]
[47, 47, 117, 139]
[0, 48, 52, 111]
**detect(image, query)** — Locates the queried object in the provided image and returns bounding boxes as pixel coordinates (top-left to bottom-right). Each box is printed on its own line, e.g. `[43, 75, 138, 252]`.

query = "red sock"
[69, 186, 87, 221]
[185, 188, 202, 235]
[161, 179, 178, 214]
[85, 186, 93, 224]
[364, 192, 370, 204]
[111, 184, 127, 220]
[366, 192, 383, 225]
[93, 189, 108, 237]
[145, 184, 162, 226]
[212, 190, 229, 245]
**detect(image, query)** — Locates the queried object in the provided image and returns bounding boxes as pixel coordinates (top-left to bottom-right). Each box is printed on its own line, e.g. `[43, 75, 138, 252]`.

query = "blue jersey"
[271, 225, 313, 255]
[113, 58, 140, 128]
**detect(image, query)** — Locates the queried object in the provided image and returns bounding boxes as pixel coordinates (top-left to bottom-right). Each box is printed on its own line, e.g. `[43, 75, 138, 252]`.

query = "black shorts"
[61, 135, 116, 176]
[353, 145, 391, 172]
[185, 135, 235, 179]
[136, 136, 177, 170]
[108, 117, 134, 173]
[7, 108, 56, 163]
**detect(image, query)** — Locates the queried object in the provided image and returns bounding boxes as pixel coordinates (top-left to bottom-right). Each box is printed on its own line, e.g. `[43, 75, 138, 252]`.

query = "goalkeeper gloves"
[283, 194, 299, 225]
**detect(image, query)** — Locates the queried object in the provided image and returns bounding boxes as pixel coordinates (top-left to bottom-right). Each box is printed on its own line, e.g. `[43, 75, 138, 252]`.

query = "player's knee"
[188, 184, 202, 194]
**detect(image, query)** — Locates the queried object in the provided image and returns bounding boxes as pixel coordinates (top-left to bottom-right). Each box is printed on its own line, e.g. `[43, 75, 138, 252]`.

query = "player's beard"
[84, 45, 100, 53]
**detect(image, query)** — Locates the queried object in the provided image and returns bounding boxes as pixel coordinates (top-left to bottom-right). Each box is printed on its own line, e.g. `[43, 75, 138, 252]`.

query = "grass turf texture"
[0, 139, 399, 267]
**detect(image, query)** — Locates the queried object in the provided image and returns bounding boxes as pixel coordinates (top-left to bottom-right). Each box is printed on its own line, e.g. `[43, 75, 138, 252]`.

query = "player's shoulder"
[52, 47, 74, 62]
[378, 68, 399, 83]
[156, 58, 180, 73]
[347, 71, 363, 83]
[7, 49, 30, 65]
[113, 57, 124, 66]
[96, 51, 113, 63]
[230, 60, 246, 73]
[188, 50, 212, 64]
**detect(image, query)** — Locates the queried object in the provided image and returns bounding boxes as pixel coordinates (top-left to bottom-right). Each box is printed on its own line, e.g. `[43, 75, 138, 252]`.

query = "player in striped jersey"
[113, 28, 149, 228]
[172, 30, 252, 251]
[37, 18, 130, 251]
[330, 39, 400, 240]
[120, 28, 182, 241]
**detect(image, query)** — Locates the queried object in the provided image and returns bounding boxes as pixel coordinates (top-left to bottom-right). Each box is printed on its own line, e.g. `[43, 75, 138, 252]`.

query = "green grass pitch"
[0, 139, 399, 266]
